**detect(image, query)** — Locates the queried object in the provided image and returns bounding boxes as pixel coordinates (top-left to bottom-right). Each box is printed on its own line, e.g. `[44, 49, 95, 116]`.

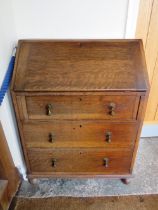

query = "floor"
[11, 195, 158, 210]
[18, 138, 158, 197]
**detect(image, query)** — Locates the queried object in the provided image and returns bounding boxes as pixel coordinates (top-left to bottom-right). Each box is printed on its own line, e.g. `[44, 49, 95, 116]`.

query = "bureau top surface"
[12, 40, 149, 92]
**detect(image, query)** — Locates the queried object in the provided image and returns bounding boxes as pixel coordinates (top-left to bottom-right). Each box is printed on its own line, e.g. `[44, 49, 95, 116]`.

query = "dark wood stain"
[27, 148, 132, 174]
[11, 40, 149, 183]
[24, 95, 139, 120]
[12, 40, 149, 92]
[23, 121, 138, 149]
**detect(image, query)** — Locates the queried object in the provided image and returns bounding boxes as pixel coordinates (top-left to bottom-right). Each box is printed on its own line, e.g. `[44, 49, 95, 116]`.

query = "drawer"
[28, 149, 132, 174]
[21, 95, 139, 120]
[23, 121, 138, 148]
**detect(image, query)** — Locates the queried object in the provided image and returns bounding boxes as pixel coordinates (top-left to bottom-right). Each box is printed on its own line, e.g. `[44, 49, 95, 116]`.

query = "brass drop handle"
[46, 104, 53, 116]
[103, 158, 109, 168]
[109, 102, 116, 116]
[51, 158, 57, 167]
[49, 133, 55, 143]
[105, 131, 112, 143]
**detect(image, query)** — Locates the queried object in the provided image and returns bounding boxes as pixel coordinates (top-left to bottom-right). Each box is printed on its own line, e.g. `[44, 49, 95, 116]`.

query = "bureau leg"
[28, 178, 38, 185]
[121, 178, 131, 185]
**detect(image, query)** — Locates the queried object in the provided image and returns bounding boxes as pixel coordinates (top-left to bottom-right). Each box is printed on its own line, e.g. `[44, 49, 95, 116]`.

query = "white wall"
[0, 0, 26, 177]
[12, 0, 129, 39]
[0, 0, 142, 178]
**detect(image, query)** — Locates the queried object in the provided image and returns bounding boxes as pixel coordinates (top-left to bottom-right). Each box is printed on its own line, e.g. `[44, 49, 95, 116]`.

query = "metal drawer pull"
[46, 104, 53, 116]
[49, 133, 55, 143]
[109, 102, 116, 116]
[105, 131, 112, 143]
[103, 158, 109, 168]
[51, 159, 57, 167]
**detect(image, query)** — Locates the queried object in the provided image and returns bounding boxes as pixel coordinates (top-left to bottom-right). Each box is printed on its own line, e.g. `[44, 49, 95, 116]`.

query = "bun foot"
[121, 178, 131, 185]
[28, 178, 38, 185]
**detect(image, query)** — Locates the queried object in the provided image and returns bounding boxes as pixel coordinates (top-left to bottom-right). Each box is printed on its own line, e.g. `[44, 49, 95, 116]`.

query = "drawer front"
[23, 121, 138, 148]
[28, 149, 132, 174]
[23, 95, 139, 120]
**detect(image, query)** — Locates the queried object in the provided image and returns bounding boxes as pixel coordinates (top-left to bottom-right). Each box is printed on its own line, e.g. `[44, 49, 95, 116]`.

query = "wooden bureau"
[11, 40, 149, 183]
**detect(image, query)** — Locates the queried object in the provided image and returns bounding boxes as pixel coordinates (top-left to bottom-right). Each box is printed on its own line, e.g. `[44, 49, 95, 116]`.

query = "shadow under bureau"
[11, 40, 149, 183]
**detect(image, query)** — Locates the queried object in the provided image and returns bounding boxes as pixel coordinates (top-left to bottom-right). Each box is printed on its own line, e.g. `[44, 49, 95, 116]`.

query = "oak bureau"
[11, 40, 149, 183]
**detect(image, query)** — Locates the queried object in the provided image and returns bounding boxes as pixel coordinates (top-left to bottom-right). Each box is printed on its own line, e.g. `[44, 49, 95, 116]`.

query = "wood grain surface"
[27, 148, 132, 174]
[23, 121, 138, 149]
[22, 94, 139, 120]
[11, 40, 148, 92]
[11, 40, 149, 181]
[136, 0, 158, 122]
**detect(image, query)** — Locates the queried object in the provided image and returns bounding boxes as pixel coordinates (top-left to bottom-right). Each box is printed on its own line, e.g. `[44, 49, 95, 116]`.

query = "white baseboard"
[141, 124, 158, 137]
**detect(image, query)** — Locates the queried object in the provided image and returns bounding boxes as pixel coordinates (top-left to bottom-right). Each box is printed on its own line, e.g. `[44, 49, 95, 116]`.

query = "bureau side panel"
[11, 91, 31, 174]
[130, 91, 149, 172]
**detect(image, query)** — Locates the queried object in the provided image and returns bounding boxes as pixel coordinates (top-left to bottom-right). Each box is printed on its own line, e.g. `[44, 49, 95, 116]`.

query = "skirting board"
[141, 124, 158, 137]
